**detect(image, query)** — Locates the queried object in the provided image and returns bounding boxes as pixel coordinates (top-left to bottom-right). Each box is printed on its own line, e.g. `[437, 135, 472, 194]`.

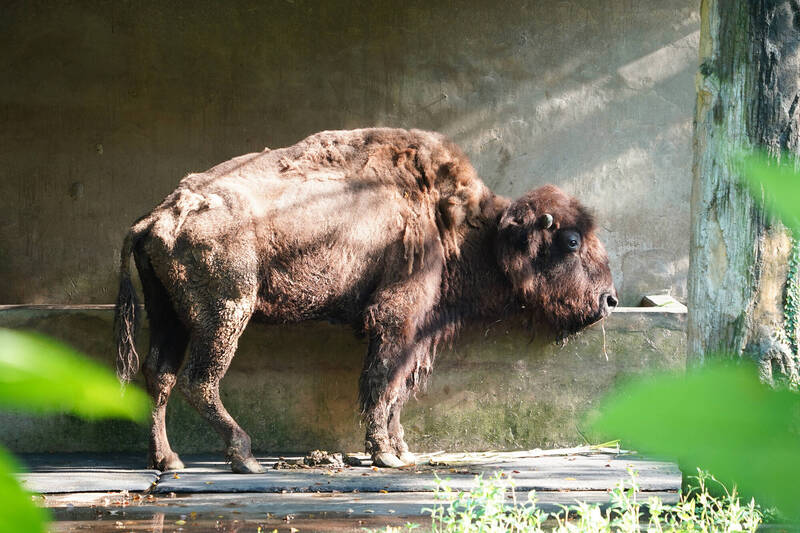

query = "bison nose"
[600, 292, 618, 316]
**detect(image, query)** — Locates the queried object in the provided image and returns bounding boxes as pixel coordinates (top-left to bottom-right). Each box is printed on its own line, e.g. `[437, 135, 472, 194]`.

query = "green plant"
[740, 149, 800, 234]
[370, 470, 762, 533]
[744, 149, 800, 360]
[576, 149, 800, 522]
[784, 239, 800, 354]
[0, 447, 46, 533]
[0, 329, 150, 533]
[425, 473, 549, 532]
[587, 362, 800, 519]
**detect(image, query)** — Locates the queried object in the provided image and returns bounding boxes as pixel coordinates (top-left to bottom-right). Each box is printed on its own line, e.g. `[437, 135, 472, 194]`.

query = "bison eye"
[558, 230, 581, 253]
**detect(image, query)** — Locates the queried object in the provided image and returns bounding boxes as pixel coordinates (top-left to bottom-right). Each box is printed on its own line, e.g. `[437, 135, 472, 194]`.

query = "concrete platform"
[19, 449, 681, 516]
[45, 489, 682, 520]
[21, 470, 159, 493]
[152, 454, 679, 494]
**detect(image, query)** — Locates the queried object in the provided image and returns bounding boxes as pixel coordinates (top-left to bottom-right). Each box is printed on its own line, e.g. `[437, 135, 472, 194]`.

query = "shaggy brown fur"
[114, 128, 616, 473]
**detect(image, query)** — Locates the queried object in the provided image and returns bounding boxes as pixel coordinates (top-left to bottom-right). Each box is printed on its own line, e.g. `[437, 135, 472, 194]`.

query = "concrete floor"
[19, 448, 681, 531]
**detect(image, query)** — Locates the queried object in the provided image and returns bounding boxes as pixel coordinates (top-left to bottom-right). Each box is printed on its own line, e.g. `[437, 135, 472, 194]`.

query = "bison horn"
[541, 213, 554, 229]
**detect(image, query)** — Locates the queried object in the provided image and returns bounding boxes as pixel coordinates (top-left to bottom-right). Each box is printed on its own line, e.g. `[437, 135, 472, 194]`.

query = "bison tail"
[114, 230, 141, 384]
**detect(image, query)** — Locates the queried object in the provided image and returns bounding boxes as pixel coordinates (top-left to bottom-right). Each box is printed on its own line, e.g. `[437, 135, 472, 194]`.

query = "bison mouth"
[555, 315, 605, 345]
[552, 291, 617, 343]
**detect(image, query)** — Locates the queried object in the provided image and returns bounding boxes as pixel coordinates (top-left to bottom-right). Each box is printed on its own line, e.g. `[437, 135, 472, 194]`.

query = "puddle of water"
[50, 512, 427, 532]
[43, 490, 437, 531]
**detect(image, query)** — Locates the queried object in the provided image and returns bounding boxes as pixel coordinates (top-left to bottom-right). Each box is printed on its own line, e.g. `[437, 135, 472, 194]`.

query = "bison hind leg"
[134, 248, 189, 471]
[176, 297, 262, 474]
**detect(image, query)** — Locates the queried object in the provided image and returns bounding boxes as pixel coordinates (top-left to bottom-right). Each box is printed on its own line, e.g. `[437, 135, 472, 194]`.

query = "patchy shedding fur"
[113, 128, 616, 472]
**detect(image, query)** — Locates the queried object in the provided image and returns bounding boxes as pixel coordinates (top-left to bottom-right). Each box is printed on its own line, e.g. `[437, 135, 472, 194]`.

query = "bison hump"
[272, 128, 490, 260]
[404, 137, 486, 259]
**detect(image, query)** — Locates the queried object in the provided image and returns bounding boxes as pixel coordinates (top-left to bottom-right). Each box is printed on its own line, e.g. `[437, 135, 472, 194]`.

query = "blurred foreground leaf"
[0, 328, 150, 421]
[741, 149, 800, 233]
[588, 363, 800, 517]
[0, 329, 149, 532]
[0, 447, 48, 533]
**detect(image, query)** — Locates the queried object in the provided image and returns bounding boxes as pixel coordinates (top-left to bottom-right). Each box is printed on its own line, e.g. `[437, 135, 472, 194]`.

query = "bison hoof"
[373, 452, 406, 468]
[397, 451, 417, 466]
[149, 454, 185, 472]
[231, 455, 264, 474]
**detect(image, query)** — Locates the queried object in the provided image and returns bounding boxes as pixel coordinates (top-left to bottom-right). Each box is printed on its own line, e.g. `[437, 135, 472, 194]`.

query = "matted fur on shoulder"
[273, 128, 491, 260]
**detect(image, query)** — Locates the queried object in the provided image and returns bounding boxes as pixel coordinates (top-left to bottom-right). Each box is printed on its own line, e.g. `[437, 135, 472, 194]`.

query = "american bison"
[114, 128, 616, 473]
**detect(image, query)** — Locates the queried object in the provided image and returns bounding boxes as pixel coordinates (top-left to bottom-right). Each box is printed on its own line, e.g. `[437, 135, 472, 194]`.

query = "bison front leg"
[359, 230, 444, 468]
[361, 338, 431, 467]
[359, 339, 407, 468]
[386, 337, 433, 466]
[387, 390, 415, 466]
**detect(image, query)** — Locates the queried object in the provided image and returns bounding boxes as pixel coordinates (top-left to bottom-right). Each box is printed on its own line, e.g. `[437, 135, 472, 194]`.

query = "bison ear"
[496, 203, 540, 295]
[499, 201, 536, 228]
[498, 205, 533, 252]
[498, 210, 522, 229]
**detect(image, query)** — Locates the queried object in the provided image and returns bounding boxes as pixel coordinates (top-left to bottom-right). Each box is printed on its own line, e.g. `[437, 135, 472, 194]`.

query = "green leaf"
[0, 446, 48, 533]
[0, 329, 150, 421]
[587, 362, 800, 517]
[740, 149, 800, 233]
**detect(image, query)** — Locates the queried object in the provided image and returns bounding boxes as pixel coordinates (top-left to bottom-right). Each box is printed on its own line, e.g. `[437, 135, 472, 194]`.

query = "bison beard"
[114, 128, 616, 473]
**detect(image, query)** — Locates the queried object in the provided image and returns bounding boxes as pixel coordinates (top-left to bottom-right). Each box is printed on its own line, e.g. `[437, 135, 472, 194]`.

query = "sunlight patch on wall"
[617, 31, 700, 89]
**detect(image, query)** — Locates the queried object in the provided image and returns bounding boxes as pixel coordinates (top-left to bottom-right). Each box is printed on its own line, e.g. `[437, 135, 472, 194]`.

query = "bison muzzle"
[114, 128, 616, 473]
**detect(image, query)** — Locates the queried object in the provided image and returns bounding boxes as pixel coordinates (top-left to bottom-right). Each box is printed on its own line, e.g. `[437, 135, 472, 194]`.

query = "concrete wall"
[0, 0, 699, 306]
[0, 1, 696, 454]
[0, 306, 685, 454]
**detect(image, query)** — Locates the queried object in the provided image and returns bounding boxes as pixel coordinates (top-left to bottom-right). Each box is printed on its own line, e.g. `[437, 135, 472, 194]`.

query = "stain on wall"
[0, 0, 699, 305]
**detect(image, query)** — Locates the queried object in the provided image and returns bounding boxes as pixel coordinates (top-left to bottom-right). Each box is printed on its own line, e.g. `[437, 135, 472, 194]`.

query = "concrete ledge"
[30, 451, 681, 526]
[0, 305, 686, 454]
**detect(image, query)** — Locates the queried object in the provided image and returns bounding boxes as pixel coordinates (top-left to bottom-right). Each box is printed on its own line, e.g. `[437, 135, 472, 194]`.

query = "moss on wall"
[0, 307, 685, 454]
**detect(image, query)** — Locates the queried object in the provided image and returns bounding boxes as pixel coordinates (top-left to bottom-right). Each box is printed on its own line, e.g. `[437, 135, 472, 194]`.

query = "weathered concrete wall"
[0, 306, 685, 454]
[0, 0, 698, 306]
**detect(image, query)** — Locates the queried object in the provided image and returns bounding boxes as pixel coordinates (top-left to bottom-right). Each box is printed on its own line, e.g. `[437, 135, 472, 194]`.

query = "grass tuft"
[370, 469, 762, 533]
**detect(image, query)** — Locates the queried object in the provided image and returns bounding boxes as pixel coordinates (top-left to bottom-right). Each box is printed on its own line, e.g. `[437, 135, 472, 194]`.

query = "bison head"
[496, 185, 616, 335]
